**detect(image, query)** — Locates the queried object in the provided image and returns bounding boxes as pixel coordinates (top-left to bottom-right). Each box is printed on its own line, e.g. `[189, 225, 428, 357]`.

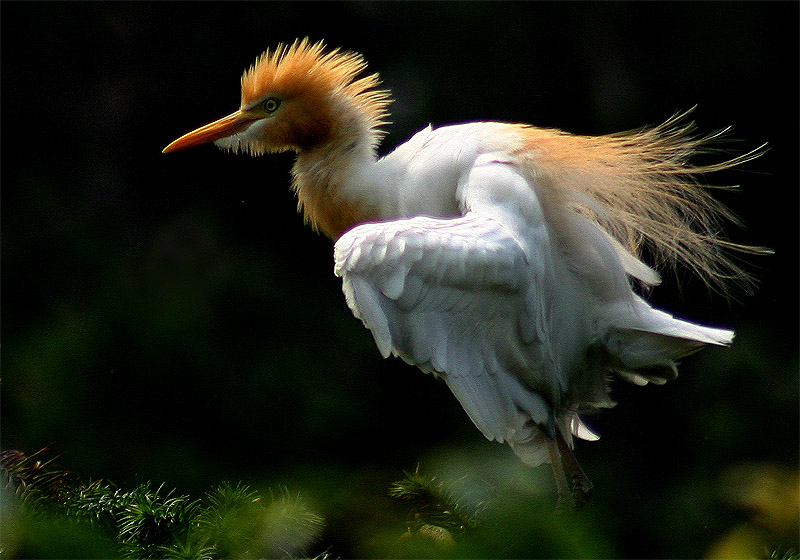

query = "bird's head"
[162, 39, 391, 156]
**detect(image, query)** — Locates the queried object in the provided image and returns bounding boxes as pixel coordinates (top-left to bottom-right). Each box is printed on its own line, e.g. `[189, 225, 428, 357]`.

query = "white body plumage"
[332, 122, 732, 467]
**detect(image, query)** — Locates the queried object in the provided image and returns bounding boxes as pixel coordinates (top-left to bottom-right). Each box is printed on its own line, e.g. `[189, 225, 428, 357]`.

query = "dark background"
[2, 2, 798, 557]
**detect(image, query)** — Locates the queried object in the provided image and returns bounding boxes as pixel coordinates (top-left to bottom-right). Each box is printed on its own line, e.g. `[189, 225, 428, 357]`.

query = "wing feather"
[334, 212, 550, 445]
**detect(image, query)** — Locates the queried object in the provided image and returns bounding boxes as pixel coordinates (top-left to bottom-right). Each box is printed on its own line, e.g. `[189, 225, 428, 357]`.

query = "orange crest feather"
[240, 39, 391, 139]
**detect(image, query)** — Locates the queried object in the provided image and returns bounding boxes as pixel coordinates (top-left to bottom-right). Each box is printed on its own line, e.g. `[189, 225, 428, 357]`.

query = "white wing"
[334, 158, 581, 466]
[335, 212, 550, 438]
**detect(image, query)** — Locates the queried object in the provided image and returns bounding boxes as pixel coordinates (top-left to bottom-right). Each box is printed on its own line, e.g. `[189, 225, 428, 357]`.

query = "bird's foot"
[553, 493, 575, 515]
[570, 475, 593, 510]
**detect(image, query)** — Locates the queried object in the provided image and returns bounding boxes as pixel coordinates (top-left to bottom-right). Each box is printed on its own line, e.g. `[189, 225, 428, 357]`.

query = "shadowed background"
[2, 2, 798, 557]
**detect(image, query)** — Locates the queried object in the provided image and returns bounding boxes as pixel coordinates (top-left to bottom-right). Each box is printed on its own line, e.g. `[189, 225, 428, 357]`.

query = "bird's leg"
[555, 430, 593, 509]
[546, 437, 573, 511]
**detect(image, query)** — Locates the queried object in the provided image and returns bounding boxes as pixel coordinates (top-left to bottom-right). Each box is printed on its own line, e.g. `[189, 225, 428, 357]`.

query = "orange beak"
[162, 110, 259, 153]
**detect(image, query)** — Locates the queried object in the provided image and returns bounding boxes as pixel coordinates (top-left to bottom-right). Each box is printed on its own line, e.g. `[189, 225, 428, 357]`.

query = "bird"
[163, 38, 763, 507]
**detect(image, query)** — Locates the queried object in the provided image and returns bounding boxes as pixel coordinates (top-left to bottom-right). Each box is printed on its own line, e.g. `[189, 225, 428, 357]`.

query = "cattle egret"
[163, 39, 763, 507]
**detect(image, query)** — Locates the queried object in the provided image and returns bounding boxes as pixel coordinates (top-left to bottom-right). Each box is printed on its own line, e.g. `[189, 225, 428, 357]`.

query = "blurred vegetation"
[2, 448, 325, 558]
[2, 2, 798, 558]
[0, 447, 615, 559]
[706, 463, 799, 560]
[3, 448, 796, 559]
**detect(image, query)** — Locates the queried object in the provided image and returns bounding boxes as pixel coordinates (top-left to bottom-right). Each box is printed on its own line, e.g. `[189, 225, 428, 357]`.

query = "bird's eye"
[262, 98, 281, 113]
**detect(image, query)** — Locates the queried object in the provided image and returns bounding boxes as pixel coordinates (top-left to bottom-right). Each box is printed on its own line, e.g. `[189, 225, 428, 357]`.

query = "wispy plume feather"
[517, 109, 769, 294]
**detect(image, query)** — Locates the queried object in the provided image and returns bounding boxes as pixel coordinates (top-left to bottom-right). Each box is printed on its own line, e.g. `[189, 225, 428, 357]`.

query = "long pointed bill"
[162, 110, 258, 153]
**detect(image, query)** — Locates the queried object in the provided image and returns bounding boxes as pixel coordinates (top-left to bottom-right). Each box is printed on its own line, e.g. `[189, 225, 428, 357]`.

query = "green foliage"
[194, 482, 265, 557]
[389, 467, 481, 539]
[2, 447, 616, 559]
[385, 463, 614, 559]
[4, 447, 794, 559]
[767, 549, 799, 560]
[1, 448, 324, 559]
[116, 483, 201, 558]
[258, 487, 326, 556]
